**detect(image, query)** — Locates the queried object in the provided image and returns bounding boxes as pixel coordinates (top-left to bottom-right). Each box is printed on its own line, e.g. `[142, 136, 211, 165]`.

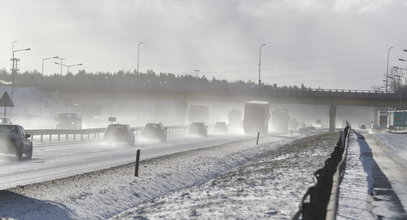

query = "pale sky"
[1, 0, 407, 90]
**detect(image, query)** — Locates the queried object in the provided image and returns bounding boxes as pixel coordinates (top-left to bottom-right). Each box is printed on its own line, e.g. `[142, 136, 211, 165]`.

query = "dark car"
[56, 113, 82, 129]
[0, 124, 33, 160]
[213, 122, 228, 134]
[104, 124, 135, 145]
[141, 123, 167, 142]
[189, 122, 208, 137]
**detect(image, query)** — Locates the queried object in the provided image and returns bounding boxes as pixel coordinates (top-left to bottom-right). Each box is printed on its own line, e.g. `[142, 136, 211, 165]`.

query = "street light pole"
[55, 62, 83, 75]
[11, 46, 31, 100]
[258, 43, 266, 86]
[137, 42, 144, 74]
[386, 46, 393, 93]
[57, 57, 65, 75]
[41, 56, 59, 116]
[194, 69, 200, 77]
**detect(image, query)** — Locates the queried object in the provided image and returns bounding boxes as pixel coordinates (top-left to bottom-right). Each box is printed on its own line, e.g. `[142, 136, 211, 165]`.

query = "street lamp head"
[261, 43, 266, 47]
[139, 42, 144, 46]
[78, 63, 83, 66]
[404, 49, 407, 52]
[53, 56, 59, 59]
[25, 48, 31, 51]
[55, 62, 60, 65]
[399, 58, 406, 62]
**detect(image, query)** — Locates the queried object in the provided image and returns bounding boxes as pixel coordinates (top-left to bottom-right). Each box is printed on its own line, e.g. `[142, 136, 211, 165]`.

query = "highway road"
[0, 134, 252, 190]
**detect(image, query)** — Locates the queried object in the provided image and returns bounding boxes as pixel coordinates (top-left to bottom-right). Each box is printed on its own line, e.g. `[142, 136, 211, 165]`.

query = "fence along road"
[26, 126, 189, 143]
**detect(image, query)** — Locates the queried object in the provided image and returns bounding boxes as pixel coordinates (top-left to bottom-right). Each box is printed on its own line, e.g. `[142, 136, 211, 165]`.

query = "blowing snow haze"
[1, 0, 407, 89]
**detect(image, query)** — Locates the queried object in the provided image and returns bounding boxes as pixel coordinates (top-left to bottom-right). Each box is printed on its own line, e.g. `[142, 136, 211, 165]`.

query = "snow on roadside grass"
[113, 133, 339, 220]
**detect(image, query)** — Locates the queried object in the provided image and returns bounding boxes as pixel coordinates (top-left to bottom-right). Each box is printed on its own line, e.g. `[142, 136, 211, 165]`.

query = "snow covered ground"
[113, 133, 339, 219]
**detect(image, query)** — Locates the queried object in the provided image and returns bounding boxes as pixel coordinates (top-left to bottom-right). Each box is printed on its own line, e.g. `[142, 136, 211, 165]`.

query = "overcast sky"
[1, 0, 406, 89]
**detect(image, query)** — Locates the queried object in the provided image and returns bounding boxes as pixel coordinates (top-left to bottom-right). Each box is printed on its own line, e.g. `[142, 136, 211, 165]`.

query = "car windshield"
[146, 124, 159, 129]
[107, 125, 127, 132]
[0, 125, 18, 134]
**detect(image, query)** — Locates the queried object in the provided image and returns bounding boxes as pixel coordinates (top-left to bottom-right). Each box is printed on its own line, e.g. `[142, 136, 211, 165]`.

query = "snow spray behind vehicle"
[188, 105, 209, 123]
[271, 109, 290, 132]
[243, 101, 269, 135]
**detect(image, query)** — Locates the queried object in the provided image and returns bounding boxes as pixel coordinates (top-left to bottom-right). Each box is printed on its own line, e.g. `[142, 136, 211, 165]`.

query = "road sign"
[0, 92, 14, 119]
[0, 92, 14, 107]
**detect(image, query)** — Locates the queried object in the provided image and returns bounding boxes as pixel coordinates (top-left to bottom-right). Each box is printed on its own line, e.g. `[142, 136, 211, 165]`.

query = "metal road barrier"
[292, 123, 351, 220]
[26, 128, 106, 142]
[26, 125, 189, 143]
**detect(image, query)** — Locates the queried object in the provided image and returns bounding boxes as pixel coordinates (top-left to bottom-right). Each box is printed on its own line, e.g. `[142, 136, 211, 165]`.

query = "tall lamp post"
[54, 62, 83, 74]
[386, 46, 393, 93]
[194, 69, 200, 77]
[258, 43, 266, 86]
[40, 56, 59, 116]
[137, 42, 144, 74]
[57, 57, 65, 75]
[11, 45, 31, 100]
[394, 66, 407, 109]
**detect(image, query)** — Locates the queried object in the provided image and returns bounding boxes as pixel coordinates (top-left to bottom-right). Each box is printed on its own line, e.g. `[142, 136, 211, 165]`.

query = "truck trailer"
[243, 101, 270, 135]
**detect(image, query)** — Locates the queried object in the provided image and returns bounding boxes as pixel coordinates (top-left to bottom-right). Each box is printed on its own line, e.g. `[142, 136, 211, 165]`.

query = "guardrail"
[26, 125, 189, 143]
[292, 123, 351, 220]
[26, 128, 106, 142]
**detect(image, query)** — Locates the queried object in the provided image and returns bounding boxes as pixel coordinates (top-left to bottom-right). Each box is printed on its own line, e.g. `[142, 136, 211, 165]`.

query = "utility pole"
[258, 43, 266, 86]
[137, 42, 144, 74]
[386, 46, 393, 93]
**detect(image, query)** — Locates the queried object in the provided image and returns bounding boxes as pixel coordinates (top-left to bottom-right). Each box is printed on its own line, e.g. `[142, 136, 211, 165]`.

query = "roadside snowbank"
[113, 133, 339, 219]
[337, 132, 375, 219]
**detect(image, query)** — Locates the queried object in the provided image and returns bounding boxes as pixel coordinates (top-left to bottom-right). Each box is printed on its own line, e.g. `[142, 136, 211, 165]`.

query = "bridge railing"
[292, 124, 351, 220]
[27, 125, 190, 143]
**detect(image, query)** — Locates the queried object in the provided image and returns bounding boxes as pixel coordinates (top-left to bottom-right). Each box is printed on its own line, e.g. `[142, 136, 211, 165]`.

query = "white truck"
[243, 101, 270, 135]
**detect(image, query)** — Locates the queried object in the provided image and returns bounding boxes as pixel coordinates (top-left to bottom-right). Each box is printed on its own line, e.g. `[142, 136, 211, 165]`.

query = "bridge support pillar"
[329, 104, 336, 132]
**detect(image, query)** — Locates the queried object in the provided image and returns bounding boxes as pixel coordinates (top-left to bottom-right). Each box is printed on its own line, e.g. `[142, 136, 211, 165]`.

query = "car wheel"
[16, 144, 23, 160]
[26, 144, 33, 159]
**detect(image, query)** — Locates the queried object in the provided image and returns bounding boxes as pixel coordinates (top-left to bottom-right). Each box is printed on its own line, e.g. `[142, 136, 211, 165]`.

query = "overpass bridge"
[49, 84, 402, 132]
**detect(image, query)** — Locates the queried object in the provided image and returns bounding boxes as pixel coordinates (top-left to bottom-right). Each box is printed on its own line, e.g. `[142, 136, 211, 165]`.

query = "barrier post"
[256, 132, 260, 145]
[135, 149, 141, 177]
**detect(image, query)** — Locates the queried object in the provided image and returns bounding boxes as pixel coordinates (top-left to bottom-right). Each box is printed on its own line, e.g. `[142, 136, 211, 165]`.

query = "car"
[56, 113, 82, 129]
[189, 122, 208, 137]
[141, 123, 167, 142]
[104, 124, 135, 145]
[0, 124, 33, 160]
[213, 122, 228, 134]
[0, 118, 12, 124]
[369, 123, 383, 134]
[359, 124, 366, 129]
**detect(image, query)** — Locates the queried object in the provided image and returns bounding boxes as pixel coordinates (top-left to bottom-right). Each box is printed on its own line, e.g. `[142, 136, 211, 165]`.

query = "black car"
[213, 122, 228, 134]
[0, 124, 33, 160]
[141, 123, 167, 142]
[104, 124, 135, 145]
[189, 122, 208, 137]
